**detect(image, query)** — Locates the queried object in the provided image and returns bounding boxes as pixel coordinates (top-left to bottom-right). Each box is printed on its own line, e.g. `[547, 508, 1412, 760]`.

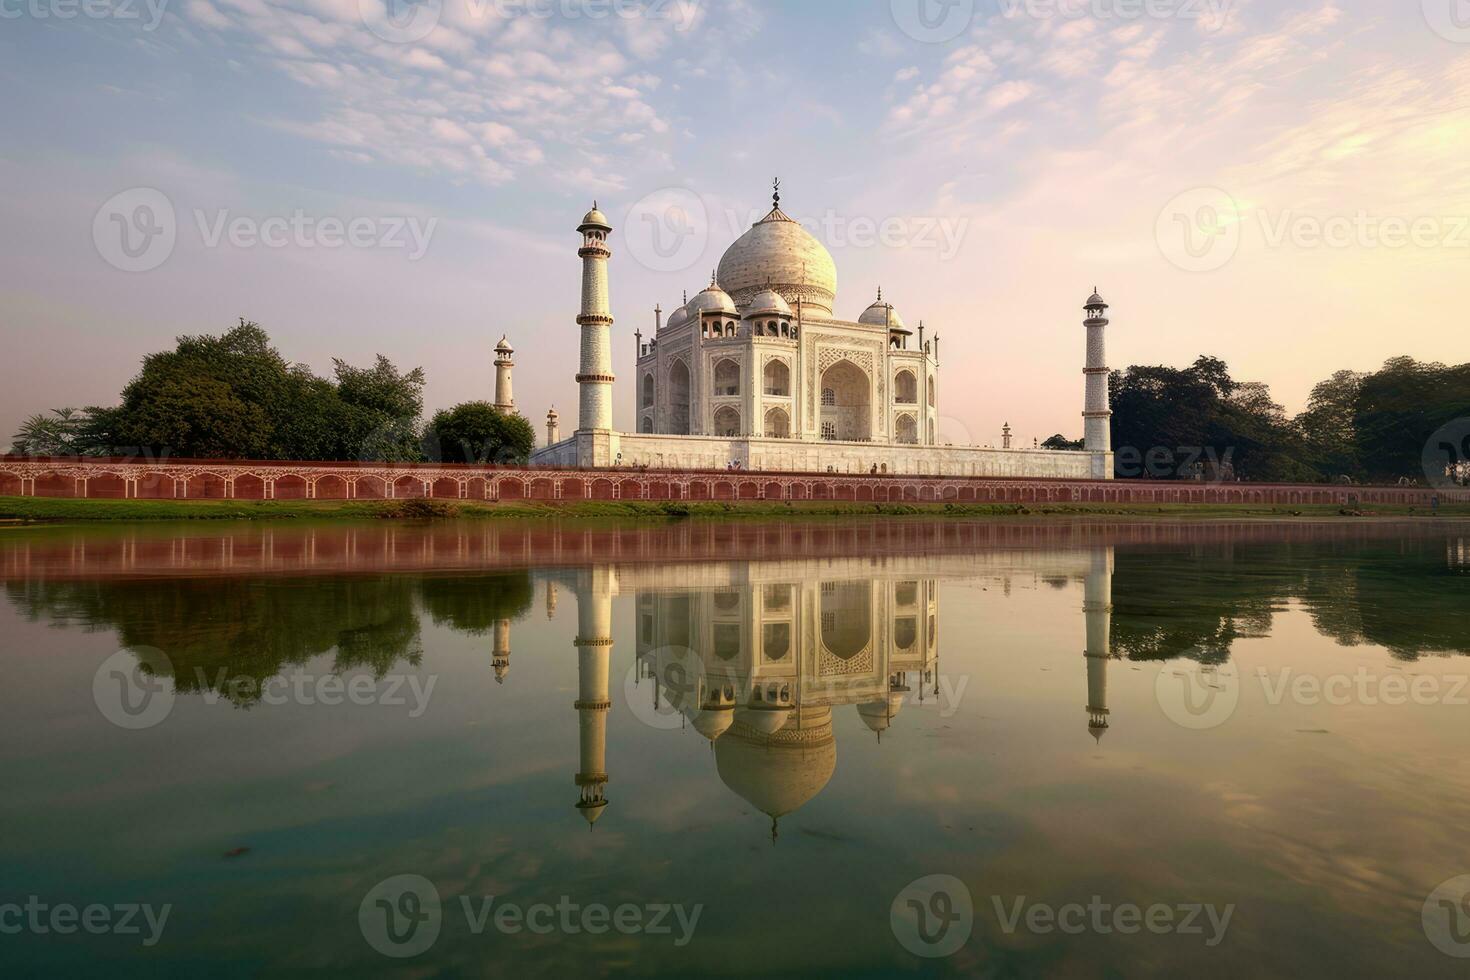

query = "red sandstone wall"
[0, 455, 1465, 508]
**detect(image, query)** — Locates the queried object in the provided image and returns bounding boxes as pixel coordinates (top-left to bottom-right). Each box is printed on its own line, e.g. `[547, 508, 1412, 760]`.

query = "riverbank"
[3, 494, 1468, 523]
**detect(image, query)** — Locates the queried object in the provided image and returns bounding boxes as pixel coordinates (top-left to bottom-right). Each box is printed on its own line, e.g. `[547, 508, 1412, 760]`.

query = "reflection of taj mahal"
[529, 185, 1115, 479]
[516, 547, 1118, 838]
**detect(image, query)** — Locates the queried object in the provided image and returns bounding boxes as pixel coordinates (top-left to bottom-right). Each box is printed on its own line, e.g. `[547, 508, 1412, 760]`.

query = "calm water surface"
[2, 517, 1469, 977]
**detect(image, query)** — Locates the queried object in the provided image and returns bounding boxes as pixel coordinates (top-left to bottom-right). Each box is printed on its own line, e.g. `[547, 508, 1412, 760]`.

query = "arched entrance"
[820, 359, 871, 442]
[764, 407, 790, 439]
[669, 360, 691, 434]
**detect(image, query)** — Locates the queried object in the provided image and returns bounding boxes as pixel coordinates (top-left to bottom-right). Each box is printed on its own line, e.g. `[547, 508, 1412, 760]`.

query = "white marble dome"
[691, 706, 735, 741]
[744, 288, 792, 319]
[717, 206, 836, 316]
[858, 296, 905, 330]
[685, 281, 738, 318]
[715, 707, 836, 819]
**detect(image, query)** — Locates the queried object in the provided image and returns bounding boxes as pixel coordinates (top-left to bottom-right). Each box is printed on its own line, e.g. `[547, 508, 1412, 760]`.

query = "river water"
[2, 517, 1468, 977]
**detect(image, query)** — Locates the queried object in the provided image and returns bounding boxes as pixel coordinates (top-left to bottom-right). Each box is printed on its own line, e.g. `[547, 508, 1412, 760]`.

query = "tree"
[1296, 370, 1366, 480]
[422, 402, 536, 465]
[11, 408, 83, 455]
[1041, 434, 1084, 451]
[60, 319, 428, 461]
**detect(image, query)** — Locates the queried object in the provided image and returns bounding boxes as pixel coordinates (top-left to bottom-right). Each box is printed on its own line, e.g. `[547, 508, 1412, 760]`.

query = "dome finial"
[877, 285, 882, 302]
[710, 269, 718, 287]
[772, 177, 780, 210]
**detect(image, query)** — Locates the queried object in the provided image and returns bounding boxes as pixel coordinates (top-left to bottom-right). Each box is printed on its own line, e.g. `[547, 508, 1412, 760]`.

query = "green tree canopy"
[421, 402, 535, 465]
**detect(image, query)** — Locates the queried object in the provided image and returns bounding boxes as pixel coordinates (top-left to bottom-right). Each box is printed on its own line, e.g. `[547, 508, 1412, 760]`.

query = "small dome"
[665, 303, 689, 329]
[495, 335, 514, 354]
[686, 279, 737, 318]
[579, 203, 610, 231]
[734, 704, 791, 736]
[577, 799, 608, 825]
[1085, 288, 1108, 310]
[859, 290, 907, 331]
[857, 694, 904, 733]
[744, 288, 792, 319]
[691, 706, 735, 741]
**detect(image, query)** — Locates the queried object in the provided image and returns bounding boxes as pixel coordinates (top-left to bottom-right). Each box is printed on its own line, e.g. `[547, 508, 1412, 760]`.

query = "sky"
[1, 0, 1468, 448]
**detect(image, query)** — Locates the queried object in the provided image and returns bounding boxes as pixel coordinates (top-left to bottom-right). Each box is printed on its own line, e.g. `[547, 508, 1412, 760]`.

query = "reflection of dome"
[691, 706, 734, 741]
[715, 707, 836, 824]
[744, 288, 792, 319]
[734, 704, 791, 736]
[577, 799, 608, 826]
[857, 694, 904, 733]
[717, 205, 836, 316]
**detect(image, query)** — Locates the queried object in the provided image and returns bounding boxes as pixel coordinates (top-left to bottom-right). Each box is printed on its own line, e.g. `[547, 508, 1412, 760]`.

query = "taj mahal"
[523, 183, 1115, 479]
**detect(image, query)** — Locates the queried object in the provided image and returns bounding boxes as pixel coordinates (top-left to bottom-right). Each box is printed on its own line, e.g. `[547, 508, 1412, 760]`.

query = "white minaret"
[493, 336, 515, 415]
[546, 407, 560, 447]
[1083, 289, 1113, 479]
[573, 566, 615, 827]
[576, 204, 615, 437]
[491, 618, 511, 684]
[1084, 546, 1114, 742]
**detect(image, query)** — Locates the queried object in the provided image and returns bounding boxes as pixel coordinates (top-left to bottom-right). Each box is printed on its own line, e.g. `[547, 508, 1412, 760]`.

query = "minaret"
[575, 204, 615, 462]
[493, 336, 515, 415]
[1002, 422, 1012, 450]
[573, 567, 615, 827]
[1084, 546, 1115, 742]
[1083, 289, 1113, 480]
[492, 618, 511, 684]
[546, 407, 560, 447]
[546, 581, 558, 619]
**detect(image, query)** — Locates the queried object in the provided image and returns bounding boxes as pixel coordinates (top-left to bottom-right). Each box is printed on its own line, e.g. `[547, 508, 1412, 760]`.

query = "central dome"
[717, 206, 837, 316]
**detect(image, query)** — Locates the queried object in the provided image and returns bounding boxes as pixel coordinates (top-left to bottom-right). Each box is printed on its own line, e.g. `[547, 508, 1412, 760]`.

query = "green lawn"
[1, 494, 1467, 524]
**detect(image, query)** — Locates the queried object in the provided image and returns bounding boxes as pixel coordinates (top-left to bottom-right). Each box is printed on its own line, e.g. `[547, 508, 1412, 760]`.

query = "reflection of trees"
[1111, 539, 1470, 663]
[7, 569, 532, 705]
[418, 573, 534, 635]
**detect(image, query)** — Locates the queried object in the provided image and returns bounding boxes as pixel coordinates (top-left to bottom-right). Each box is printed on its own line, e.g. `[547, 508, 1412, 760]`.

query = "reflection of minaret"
[1084, 546, 1115, 742]
[573, 568, 614, 827]
[491, 618, 511, 684]
[546, 581, 558, 620]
